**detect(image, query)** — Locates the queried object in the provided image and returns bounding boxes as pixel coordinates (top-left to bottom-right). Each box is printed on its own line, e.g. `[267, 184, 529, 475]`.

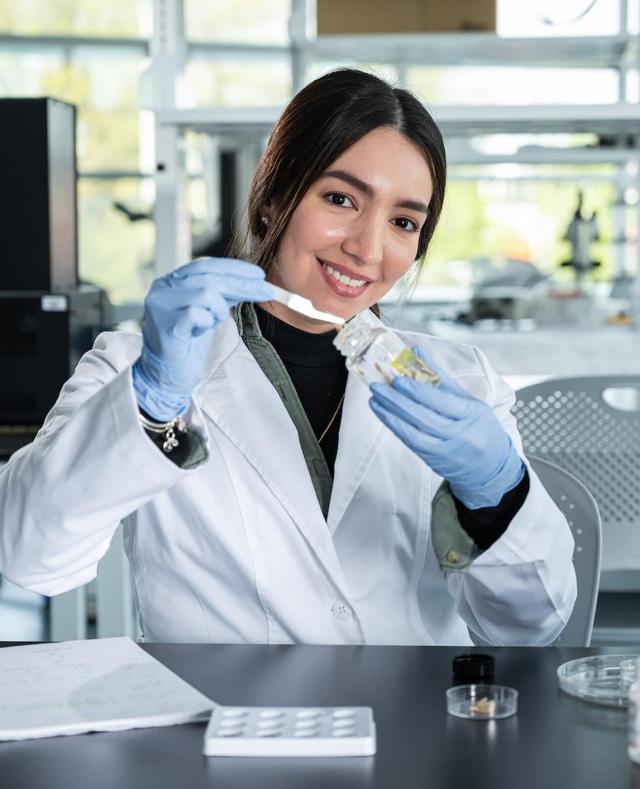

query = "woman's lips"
[317, 259, 371, 299]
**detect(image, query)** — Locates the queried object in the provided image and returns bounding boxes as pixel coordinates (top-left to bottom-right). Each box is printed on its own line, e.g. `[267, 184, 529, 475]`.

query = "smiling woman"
[0, 68, 577, 649]
[257, 128, 434, 332]
[230, 68, 446, 326]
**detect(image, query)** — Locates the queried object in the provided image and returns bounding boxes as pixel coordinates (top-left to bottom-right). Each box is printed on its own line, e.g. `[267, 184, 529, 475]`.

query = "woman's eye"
[324, 192, 354, 208]
[393, 217, 419, 233]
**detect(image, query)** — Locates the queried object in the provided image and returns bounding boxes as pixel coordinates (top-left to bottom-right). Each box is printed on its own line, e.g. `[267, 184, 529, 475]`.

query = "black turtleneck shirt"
[256, 305, 347, 478]
[254, 305, 529, 550]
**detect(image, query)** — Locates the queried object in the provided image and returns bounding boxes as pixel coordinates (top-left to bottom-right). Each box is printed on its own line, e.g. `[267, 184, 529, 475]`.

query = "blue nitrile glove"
[132, 257, 273, 421]
[369, 346, 525, 509]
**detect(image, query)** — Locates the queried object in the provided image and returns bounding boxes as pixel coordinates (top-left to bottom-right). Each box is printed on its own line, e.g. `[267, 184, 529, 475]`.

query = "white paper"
[0, 637, 214, 741]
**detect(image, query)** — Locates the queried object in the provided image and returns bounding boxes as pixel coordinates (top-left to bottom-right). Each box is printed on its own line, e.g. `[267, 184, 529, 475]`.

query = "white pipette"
[268, 284, 345, 326]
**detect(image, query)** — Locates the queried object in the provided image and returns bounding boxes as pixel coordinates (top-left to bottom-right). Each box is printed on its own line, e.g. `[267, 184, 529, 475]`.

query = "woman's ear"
[261, 198, 276, 223]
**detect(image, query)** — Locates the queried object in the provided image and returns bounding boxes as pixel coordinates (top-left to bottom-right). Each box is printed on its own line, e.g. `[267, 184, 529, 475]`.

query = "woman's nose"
[341, 212, 385, 266]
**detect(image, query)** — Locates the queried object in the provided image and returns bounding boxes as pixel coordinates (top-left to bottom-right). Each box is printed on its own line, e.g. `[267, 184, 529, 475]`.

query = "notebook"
[0, 637, 214, 741]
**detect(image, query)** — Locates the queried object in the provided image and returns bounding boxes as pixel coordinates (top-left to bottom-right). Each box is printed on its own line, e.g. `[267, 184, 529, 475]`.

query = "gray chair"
[529, 455, 601, 646]
[513, 376, 640, 593]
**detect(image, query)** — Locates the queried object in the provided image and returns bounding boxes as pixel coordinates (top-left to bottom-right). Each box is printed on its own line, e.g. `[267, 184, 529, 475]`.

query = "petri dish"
[446, 684, 518, 720]
[620, 657, 637, 694]
[557, 654, 640, 707]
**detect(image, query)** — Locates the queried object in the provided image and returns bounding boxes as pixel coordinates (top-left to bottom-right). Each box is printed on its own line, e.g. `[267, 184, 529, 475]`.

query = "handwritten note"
[0, 637, 214, 741]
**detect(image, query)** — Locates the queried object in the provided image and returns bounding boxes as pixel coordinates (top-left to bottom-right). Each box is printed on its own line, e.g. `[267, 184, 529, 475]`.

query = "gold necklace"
[318, 392, 345, 443]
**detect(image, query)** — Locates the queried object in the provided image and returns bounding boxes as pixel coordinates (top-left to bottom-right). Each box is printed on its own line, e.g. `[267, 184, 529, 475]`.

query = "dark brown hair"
[229, 68, 447, 312]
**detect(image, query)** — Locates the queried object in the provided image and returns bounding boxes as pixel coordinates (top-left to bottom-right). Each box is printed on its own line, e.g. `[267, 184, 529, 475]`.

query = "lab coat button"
[445, 550, 459, 564]
[331, 600, 352, 621]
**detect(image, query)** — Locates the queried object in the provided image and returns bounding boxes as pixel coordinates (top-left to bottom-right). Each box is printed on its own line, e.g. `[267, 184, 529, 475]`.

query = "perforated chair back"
[513, 376, 640, 591]
[528, 455, 601, 646]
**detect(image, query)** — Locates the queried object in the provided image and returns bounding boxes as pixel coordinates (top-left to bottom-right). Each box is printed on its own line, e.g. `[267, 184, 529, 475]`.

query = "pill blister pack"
[203, 705, 376, 757]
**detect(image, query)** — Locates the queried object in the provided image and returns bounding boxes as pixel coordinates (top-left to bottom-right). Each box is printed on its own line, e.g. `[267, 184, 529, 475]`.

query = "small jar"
[333, 315, 440, 386]
[628, 657, 640, 764]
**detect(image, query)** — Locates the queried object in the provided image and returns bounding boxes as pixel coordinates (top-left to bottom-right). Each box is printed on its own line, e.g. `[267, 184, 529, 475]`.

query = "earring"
[260, 216, 269, 226]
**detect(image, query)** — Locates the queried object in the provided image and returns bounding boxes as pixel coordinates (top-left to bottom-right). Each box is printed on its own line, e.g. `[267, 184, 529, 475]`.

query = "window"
[0, 0, 150, 37]
[185, 0, 289, 44]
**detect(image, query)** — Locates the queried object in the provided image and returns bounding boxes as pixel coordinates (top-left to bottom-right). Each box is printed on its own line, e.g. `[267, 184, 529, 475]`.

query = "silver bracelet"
[139, 413, 187, 453]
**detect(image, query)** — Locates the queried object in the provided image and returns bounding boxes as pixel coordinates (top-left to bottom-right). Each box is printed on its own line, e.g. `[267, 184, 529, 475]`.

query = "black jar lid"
[452, 653, 495, 681]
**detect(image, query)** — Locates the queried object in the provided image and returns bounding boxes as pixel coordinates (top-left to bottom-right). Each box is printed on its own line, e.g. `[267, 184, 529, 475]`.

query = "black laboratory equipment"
[0, 98, 109, 460]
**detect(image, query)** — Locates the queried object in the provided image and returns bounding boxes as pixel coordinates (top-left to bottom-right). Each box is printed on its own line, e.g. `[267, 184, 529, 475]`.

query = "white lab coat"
[0, 309, 576, 645]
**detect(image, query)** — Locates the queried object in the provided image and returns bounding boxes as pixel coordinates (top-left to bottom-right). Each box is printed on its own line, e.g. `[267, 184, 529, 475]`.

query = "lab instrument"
[0, 98, 77, 292]
[628, 658, 640, 763]
[446, 684, 518, 720]
[0, 287, 106, 460]
[561, 190, 601, 289]
[203, 704, 375, 757]
[269, 284, 345, 325]
[333, 316, 439, 386]
[0, 98, 107, 459]
[557, 654, 640, 707]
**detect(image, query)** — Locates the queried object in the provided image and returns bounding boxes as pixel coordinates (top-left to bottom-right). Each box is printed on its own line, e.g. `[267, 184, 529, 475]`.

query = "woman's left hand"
[369, 347, 524, 509]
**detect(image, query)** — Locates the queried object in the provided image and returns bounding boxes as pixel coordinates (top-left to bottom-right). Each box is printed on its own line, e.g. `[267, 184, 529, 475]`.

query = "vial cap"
[452, 653, 495, 681]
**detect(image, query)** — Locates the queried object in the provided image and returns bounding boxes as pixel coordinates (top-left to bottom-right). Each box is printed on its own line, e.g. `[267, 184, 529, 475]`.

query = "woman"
[0, 70, 576, 645]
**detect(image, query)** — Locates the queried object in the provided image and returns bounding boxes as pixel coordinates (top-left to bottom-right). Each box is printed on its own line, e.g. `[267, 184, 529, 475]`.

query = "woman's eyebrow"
[323, 169, 430, 215]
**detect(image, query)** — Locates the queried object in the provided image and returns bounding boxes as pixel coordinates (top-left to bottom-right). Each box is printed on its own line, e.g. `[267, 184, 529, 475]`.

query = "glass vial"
[333, 315, 440, 386]
[629, 658, 640, 764]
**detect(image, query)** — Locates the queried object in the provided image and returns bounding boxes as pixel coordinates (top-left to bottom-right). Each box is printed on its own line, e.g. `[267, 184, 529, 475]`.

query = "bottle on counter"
[628, 657, 640, 764]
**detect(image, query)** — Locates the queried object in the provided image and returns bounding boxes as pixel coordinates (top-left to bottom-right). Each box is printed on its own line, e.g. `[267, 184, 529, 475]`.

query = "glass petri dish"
[557, 654, 640, 707]
[620, 657, 637, 694]
[446, 684, 518, 720]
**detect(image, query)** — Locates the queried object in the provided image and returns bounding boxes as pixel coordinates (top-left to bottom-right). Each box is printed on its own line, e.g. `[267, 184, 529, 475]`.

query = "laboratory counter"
[1, 642, 639, 789]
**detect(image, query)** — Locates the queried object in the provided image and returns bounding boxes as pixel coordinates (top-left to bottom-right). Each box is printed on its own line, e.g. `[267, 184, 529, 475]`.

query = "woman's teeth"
[322, 262, 367, 288]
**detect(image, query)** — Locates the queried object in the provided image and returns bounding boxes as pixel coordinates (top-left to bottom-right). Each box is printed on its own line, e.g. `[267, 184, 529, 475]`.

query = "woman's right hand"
[132, 257, 273, 421]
